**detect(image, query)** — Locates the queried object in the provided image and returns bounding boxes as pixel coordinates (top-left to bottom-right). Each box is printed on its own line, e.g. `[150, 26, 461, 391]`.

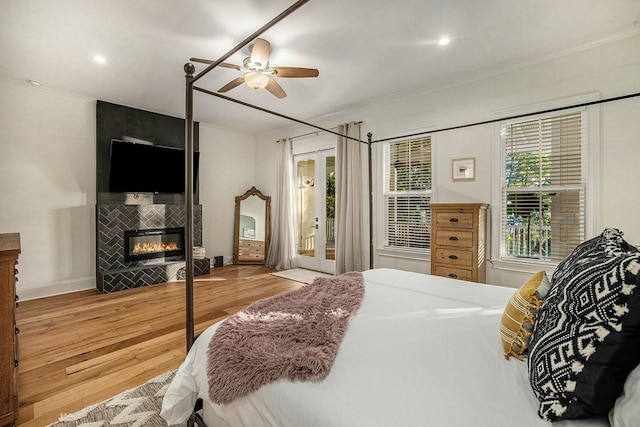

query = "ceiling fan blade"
[251, 38, 270, 68]
[218, 62, 241, 69]
[272, 67, 319, 78]
[189, 58, 240, 69]
[218, 77, 245, 93]
[265, 77, 286, 99]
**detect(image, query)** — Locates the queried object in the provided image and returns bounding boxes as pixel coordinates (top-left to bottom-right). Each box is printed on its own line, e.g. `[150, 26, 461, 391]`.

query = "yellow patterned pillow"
[500, 271, 550, 360]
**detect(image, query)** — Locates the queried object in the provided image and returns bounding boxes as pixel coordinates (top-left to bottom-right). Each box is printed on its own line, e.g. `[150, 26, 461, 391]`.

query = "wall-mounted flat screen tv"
[109, 139, 200, 194]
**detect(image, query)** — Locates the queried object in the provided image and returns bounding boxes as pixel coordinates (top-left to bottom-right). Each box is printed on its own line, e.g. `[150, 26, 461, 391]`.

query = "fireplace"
[124, 227, 185, 263]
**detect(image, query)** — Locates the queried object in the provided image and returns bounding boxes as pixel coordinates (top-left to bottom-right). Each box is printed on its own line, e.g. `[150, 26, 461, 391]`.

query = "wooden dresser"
[0, 233, 20, 427]
[237, 239, 266, 263]
[430, 204, 488, 283]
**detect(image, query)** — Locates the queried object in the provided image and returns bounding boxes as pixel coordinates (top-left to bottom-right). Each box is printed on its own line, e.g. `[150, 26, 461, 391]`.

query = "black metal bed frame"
[182, 0, 640, 350]
[180, 2, 640, 423]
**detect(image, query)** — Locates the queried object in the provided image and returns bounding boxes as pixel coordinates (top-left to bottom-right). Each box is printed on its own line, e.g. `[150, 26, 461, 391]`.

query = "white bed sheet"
[161, 268, 610, 427]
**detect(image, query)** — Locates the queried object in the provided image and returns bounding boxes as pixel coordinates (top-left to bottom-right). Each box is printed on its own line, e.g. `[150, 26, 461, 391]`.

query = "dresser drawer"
[434, 266, 473, 281]
[239, 248, 265, 257]
[238, 240, 265, 261]
[239, 243, 264, 251]
[239, 240, 265, 251]
[434, 230, 473, 248]
[433, 248, 473, 267]
[434, 211, 474, 229]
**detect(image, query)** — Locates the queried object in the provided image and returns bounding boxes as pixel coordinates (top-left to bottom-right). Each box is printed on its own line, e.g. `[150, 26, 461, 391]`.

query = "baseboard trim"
[17, 276, 96, 301]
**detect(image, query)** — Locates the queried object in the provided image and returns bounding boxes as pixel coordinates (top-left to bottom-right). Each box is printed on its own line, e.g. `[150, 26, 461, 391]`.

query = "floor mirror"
[233, 186, 270, 264]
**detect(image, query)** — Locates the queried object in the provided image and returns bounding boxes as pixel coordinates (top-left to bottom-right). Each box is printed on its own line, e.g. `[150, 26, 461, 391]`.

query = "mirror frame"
[233, 186, 270, 265]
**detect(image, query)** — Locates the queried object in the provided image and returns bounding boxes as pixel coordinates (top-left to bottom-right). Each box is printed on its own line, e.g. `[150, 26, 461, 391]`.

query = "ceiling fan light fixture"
[245, 71, 269, 90]
[192, 37, 317, 99]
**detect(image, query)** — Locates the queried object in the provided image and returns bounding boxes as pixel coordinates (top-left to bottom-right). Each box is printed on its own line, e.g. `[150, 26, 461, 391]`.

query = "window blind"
[501, 111, 585, 262]
[383, 136, 432, 251]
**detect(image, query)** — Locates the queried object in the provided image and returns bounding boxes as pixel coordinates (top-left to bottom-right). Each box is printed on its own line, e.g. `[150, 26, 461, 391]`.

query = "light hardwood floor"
[15, 265, 303, 427]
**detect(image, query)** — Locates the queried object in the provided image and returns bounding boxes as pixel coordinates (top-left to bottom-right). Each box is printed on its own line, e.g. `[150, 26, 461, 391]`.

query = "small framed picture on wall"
[452, 157, 475, 181]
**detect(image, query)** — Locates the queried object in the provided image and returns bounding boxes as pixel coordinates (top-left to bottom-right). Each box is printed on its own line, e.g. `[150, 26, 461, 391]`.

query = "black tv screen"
[109, 140, 200, 194]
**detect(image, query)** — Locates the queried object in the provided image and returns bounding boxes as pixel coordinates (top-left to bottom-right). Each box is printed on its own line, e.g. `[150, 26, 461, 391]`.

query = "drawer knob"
[449, 217, 459, 222]
[15, 360, 19, 368]
[448, 273, 458, 278]
[15, 327, 19, 335]
[449, 236, 459, 241]
[448, 255, 458, 260]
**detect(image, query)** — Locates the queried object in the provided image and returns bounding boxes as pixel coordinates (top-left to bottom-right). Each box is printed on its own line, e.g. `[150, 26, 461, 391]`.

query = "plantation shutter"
[383, 136, 432, 250]
[501, 110, 585, 262]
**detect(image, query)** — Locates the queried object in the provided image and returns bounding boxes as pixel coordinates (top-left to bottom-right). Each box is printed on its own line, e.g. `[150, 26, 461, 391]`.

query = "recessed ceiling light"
[438, 36, 450, 46]
[94, 55, 107, 64]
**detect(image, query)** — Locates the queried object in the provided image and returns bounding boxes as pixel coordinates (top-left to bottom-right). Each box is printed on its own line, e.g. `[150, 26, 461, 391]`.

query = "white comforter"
[161, 268, 609, 427]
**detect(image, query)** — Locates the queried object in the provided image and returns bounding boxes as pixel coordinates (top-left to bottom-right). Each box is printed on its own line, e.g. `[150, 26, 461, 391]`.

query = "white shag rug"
[271, 268, 333, 284]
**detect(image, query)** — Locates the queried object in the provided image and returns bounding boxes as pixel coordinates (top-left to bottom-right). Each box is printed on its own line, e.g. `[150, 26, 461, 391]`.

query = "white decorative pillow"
[609, 363, 640, 427]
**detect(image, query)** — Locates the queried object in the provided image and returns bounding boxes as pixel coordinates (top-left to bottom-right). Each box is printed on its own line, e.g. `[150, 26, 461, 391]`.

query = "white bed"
[161, 268, 609, 426]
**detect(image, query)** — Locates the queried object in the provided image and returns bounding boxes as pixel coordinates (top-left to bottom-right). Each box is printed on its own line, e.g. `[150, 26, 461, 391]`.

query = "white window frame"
[379, 133, 434, 257]
[490, 93, 600, 274]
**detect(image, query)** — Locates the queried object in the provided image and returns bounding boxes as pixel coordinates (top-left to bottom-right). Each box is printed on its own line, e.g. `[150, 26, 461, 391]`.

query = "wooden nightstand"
[430, 204, 488, 283]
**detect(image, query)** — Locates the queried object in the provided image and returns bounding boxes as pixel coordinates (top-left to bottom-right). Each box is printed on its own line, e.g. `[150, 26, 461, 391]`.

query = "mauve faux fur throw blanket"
[206, 271, 365, 404]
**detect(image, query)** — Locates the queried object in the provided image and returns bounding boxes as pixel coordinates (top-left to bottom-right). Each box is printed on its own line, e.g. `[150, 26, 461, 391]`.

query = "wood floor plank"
[15, 265, 302, 426]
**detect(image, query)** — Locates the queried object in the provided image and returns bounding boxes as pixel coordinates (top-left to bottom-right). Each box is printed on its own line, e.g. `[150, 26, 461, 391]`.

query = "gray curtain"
[335, 122, 363, 274]
[266, 138, 299, 270]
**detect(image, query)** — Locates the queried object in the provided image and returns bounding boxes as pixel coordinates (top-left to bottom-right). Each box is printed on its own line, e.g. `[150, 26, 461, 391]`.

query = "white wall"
[198, 124, 257, 266]
[256, 34, 640, 289]
[0, 79, 96, 300]
[254, 139, 278, 206]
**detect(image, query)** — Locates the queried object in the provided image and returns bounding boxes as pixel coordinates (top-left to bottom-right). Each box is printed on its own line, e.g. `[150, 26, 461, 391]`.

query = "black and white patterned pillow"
[528, 228, 640, 421]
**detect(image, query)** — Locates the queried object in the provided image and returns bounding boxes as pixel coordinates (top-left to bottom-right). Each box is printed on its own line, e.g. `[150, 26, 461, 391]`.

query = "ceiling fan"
[191, 38, 319, 99]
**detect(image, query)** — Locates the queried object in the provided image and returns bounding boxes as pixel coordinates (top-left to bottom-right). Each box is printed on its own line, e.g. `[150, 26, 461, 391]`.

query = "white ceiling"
[2, 0, 639, 136]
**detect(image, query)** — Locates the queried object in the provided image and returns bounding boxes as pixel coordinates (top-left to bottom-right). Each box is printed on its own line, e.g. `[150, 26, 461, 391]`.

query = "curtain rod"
[281, 121, 364, 142]
[372, 91, 640, 144]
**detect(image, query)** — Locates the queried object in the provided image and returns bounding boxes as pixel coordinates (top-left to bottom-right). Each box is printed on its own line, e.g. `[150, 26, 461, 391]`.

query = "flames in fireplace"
[124, 227, 185, 263]
[132, 241, 179, 255]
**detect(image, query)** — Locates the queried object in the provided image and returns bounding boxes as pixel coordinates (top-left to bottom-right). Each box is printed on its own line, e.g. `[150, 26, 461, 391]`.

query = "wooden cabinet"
[0, 233, 20, 427]
[238, 239, 266, 263]
[430, 204, 488, 283]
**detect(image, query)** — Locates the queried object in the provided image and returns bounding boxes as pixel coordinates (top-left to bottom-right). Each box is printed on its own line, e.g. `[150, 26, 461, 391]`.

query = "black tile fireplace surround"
[96, 201, 203, 293]
[95, 102, 205, 293]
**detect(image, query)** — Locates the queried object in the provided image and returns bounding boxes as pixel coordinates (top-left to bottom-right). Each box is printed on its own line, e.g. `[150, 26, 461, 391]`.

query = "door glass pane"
[325, 156, 335, 261]
[297, 159, 315, 257]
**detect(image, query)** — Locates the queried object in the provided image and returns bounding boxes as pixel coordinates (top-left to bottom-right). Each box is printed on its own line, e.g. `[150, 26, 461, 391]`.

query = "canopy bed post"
[182, 0, 312, 352]
[367, 132, 373, 269]
[184, 63, 196, 351]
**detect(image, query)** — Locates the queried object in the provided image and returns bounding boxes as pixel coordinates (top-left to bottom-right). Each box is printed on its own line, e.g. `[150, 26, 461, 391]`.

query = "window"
[383, 136, 432, 251]
[500, 109, 586, 263]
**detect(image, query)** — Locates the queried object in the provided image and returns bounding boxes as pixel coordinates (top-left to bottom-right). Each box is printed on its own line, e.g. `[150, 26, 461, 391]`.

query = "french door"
[294, 150, 336, 274]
